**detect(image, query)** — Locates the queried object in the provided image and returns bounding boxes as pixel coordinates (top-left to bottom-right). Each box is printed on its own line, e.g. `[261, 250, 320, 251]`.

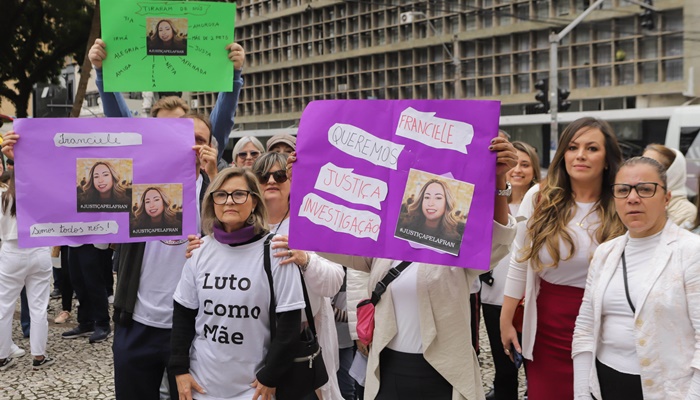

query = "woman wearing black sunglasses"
[253, 152, 345, 400]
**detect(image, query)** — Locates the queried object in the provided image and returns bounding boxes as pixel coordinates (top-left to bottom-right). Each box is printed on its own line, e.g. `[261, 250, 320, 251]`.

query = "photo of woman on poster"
[396, 174, 471, 255]
[77, 160, 131, 212]
[130, 185, 182, 237]
[146, 19, 188, 56]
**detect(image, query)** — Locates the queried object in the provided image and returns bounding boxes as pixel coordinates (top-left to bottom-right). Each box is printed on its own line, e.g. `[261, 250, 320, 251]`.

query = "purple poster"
[13, 118, 197, 247]
[289, 100, 501, 269]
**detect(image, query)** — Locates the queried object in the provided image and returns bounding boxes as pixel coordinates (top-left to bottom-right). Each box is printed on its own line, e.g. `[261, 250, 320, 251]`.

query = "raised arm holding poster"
[288, 100, 501, 270]
[13, 118, 197, 247]
[101, 0, 236, 92]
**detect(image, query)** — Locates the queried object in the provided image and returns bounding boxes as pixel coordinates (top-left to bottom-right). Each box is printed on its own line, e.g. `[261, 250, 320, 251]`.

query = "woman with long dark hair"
[500, 117, 626, 400]
[148, 19, 187, 53]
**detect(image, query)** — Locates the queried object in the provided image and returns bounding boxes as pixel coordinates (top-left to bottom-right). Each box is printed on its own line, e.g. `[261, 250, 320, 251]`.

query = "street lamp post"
[401, 12, 461, 98]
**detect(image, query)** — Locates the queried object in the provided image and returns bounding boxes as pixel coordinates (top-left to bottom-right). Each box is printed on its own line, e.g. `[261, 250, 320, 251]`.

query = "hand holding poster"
[101, 0, 236, 92]
[13, 118, 197, 247]
[289, 100, 501, 270]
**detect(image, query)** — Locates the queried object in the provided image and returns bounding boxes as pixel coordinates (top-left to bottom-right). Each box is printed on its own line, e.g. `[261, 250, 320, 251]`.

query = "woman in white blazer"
[572, 156, 700, 400]
[319, 136, 518, 400]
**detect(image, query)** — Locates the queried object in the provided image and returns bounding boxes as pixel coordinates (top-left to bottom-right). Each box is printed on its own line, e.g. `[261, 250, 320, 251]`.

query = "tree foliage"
[0, 0, 94, 118]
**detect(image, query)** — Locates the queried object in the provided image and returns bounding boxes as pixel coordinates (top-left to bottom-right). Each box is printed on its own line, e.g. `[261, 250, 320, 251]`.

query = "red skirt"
[525, 280, 585, 400]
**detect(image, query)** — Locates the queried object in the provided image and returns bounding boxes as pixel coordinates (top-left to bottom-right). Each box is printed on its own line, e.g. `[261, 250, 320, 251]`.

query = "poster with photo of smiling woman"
[76, 158, 133, 213]
[395, 169, 475, 255]
[129, 183, 183, 237]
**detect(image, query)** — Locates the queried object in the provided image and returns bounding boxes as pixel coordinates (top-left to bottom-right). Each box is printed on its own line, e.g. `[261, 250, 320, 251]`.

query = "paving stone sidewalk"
[1, 296, 526, 399]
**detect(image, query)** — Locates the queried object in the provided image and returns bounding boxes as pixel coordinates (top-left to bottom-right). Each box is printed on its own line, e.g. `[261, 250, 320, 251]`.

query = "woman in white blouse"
[499, 117, 625, 400]
[572, 156, 700, 399]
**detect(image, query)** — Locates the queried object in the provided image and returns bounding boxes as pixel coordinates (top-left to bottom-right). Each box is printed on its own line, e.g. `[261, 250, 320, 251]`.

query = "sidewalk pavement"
[1, 296, 526, 400]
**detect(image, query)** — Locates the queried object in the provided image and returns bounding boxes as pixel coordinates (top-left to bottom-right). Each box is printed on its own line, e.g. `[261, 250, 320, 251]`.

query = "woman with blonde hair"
[481, 140, 541, 400]
[642, 143, 697, 227]
[170, 167, 306, 400]
[500, 117, 625, 400]
[232, 136, 265, 168]
[131, 186, 179, 230]
[400, 178, 464, 245]
[78, 160, 130, 207]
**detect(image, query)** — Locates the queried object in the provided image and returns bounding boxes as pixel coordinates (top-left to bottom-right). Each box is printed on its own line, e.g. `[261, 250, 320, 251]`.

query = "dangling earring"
[246, 210, 255, 225]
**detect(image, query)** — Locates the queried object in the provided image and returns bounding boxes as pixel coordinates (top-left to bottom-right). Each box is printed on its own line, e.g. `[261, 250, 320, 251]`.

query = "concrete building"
[190, 0, 697, 160]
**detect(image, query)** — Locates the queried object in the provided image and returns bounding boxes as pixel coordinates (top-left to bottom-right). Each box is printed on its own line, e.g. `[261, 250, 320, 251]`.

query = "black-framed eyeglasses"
[257, 170, 288, 185]
[237, 151, 261, 159]
[611, 182, 666, 199]
[210, 190, 250, 205]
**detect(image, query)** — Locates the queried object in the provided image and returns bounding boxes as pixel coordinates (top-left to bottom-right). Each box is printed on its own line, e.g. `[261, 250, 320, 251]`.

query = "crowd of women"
[1, 37, 700, 400]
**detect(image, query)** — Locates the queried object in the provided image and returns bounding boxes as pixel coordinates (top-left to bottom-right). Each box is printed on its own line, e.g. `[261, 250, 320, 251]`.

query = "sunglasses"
[237, 151, 261, 159]
[257, 170, 288, 184]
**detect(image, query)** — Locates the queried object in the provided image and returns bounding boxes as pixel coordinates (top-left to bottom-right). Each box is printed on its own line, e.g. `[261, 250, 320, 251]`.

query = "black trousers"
[482, 303, 521, 400]
[68, 245, 111, 329]
[60, 246, 74, 312]
[376, 349, 452, 400]
[596, 359, 643, 400]
[113, 320, 178, 400]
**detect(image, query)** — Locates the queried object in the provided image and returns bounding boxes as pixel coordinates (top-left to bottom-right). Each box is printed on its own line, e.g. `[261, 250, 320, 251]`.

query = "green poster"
[101, 0, 236, 92]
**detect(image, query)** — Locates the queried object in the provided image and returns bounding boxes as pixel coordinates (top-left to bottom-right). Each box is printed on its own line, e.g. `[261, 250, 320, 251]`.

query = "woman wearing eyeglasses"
[572, 156, 700, 400]
[232, 136, 265, 169]
[170, 167, 306, 400]
[186, 153, 345, 399]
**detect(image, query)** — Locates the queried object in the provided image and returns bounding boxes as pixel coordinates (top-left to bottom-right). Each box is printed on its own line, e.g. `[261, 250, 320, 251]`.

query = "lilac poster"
[13, 118, 197, 247]
[288, 100, 501, 270]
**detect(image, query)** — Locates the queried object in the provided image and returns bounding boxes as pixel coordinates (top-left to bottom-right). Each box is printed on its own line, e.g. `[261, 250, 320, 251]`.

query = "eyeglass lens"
[212, 190, 250, 204]
[612, 183, 659, 198]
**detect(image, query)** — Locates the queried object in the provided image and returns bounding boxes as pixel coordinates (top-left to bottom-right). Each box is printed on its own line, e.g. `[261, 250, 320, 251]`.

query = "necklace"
[575, 205, 597, 229]
[271, 207, 290, 236]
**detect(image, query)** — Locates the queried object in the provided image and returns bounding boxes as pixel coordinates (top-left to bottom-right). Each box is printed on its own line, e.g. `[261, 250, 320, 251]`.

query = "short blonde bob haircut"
[201, 167, 268, 236]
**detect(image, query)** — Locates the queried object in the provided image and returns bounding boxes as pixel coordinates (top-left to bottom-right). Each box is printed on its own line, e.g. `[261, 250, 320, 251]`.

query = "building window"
[641, 62, 658, 83]
[575, 68, 590, 88]
[663, 59, 682, 81]
[595, 67, 612, 87]
[618, 64, 635, 85]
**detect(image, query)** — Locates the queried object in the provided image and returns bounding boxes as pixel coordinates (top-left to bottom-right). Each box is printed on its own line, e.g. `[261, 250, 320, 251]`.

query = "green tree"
[0, 0, 93, 118]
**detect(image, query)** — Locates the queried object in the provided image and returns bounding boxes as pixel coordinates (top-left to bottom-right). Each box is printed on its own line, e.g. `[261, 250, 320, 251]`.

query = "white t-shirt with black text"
[173, 234, 305, 400]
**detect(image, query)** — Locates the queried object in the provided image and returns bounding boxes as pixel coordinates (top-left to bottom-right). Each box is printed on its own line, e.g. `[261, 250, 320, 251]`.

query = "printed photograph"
[394, 169, 475, 255]
[146, 17, 188, 56]
[76, 159, 133, 213]
[129, 184, 183, 237]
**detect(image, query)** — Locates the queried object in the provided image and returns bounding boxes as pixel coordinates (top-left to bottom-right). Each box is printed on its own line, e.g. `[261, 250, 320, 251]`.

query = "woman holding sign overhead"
[309, 137, 517, 400]
[500, 117, 625, 400]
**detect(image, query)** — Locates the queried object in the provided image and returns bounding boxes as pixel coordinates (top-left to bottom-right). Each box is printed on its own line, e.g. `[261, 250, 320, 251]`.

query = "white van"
[664, 105, 700, 196]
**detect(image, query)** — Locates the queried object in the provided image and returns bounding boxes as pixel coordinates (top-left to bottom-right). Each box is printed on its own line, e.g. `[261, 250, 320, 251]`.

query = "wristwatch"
[497, 181, 512, 197]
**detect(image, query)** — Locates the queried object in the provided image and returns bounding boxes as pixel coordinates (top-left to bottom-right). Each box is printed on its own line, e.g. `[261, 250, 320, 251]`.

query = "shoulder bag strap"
[369, 261, 412, 305]
[263, 234, 277, 339]
[263, 234, 318, 337]
[297, 270, 319, 336]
